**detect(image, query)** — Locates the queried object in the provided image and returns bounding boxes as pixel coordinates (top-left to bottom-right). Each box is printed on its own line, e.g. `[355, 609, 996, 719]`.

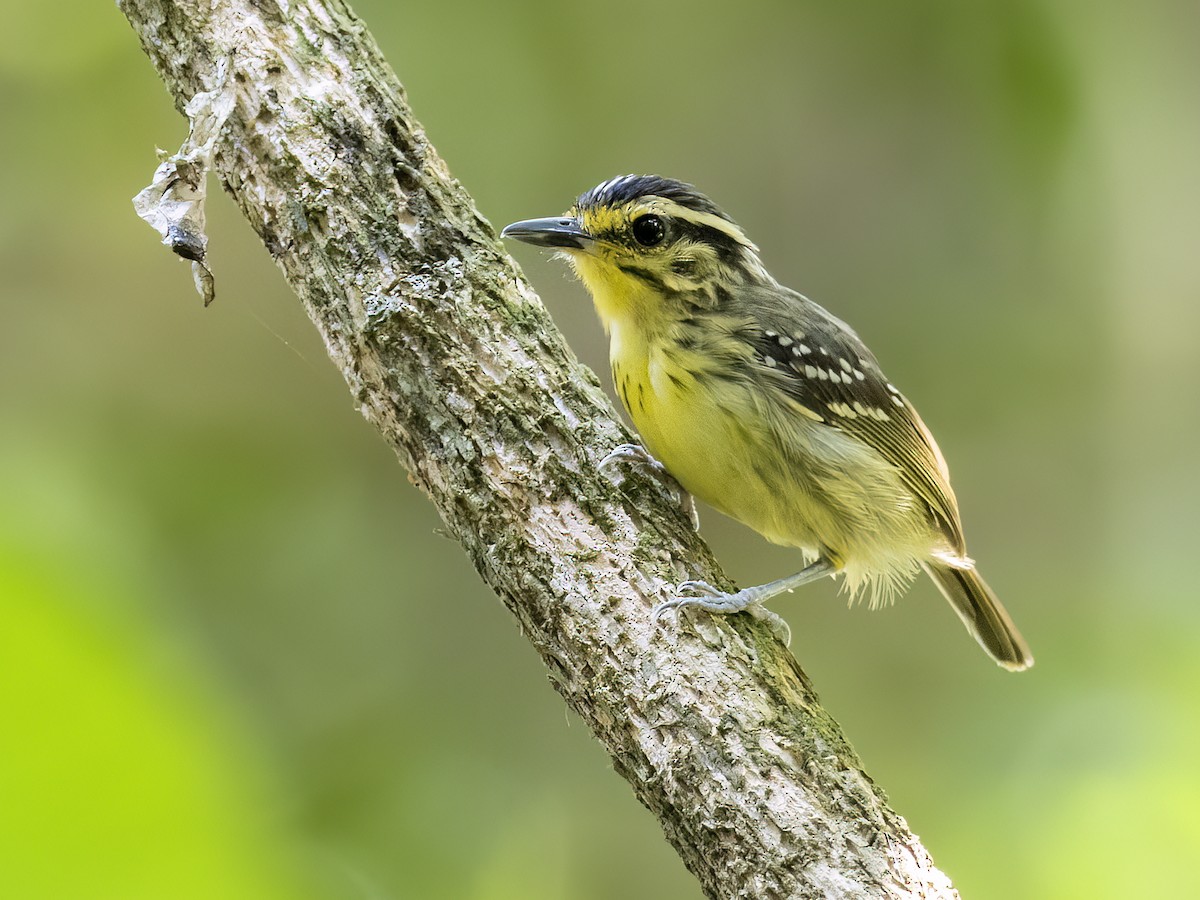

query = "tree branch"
[117, 2, 959, 897]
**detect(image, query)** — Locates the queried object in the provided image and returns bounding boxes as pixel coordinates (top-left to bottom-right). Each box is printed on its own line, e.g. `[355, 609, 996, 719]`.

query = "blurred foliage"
[1, 0, 1198, 897]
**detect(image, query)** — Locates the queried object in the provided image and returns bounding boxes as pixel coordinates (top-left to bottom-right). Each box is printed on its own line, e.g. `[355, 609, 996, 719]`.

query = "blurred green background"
[2, 1, 1198, 897]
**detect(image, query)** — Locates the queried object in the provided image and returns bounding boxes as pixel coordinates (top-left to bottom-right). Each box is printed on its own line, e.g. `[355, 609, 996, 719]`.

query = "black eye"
[631, 214, 666, 247]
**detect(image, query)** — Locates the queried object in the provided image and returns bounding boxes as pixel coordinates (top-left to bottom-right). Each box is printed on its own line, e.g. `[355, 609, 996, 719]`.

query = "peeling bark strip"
[118, 2, 959, 897]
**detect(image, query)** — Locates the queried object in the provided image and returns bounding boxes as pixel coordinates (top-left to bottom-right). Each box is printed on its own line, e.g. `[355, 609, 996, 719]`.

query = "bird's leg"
[598, 443, 699, 531]
[654, 557, 839, 644]
[663, 557, 837, 612]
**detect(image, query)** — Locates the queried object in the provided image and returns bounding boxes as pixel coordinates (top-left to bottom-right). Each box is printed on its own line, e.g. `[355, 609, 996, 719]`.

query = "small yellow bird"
[503, 175, 1032, 671]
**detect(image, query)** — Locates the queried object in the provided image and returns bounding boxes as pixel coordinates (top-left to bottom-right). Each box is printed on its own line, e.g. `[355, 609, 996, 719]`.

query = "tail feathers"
[922, 562, 1033, 672]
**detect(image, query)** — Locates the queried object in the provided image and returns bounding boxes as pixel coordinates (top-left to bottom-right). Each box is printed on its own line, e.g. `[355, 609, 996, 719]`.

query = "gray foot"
[653, 580, 793, 645]
[599, 443, 699, 530]
[651, 558, 838, 646]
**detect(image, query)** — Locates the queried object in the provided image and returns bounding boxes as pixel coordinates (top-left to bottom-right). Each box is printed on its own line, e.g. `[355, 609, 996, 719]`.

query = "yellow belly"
[612, 327, 799, 545]
[609, 322, 940, 599]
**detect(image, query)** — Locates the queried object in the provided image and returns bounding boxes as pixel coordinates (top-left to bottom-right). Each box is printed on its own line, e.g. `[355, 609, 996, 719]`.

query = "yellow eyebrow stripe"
[649, 198, 758, 251]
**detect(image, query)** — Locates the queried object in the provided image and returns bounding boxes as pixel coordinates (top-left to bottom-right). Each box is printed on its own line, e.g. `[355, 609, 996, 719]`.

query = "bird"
[501, 175, 1032, 671]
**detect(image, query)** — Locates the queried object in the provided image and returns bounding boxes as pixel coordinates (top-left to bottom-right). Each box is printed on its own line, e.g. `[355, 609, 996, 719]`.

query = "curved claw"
[598, 443, 662, 477]
[749, 606, 793, 646]
[675, 579, 722, 598]
[598, 443, 700, 531]
[652, 580, 793, 644]
[651, 600, 677, 623]
[652, 580, 726, 622]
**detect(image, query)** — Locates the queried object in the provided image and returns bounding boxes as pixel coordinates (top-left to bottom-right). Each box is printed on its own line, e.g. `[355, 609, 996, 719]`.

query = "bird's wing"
[738, 285, 966, 553]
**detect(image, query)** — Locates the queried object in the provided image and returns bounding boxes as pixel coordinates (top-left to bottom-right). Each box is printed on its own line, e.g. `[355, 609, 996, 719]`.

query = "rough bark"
[117, 2, 960, 897]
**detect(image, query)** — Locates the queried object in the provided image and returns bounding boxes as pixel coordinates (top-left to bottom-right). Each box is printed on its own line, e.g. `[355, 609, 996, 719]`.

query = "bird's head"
[502, 175, 769, 325]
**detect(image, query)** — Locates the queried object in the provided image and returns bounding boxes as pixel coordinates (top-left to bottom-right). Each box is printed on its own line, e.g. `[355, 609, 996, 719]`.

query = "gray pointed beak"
[501, 216, 591, 250]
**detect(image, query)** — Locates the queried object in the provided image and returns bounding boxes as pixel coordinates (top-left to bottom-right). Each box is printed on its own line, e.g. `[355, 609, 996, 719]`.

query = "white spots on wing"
[765, 329, 811, 357]
[829, 400, 891, 422]
[827, 401, 856, 419]
[788, 350, 896, 421]
[798, 360, 853, 384]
